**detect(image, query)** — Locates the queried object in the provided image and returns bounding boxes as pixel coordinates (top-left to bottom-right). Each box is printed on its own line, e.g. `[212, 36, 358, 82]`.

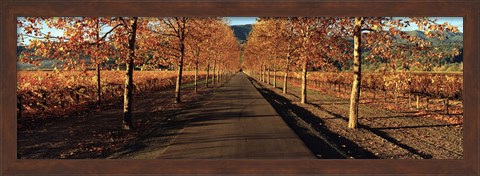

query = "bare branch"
[89, 23, 124, 45]
[119, 17, 129, 28]
[22, 34, 69, 41]
[163, 18, 179, 35]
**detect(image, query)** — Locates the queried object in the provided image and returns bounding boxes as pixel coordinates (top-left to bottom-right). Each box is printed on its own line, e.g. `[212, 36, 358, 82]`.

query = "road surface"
[157, 73, 315, 159]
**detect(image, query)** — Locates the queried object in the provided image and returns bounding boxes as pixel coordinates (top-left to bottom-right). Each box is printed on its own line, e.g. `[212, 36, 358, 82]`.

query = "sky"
[18, 17, 463, 45]
[225, 17, 463, 32]
[18, 17, 260, 45]
[225, 17, 258, 25]
[394, 17, 463, 32]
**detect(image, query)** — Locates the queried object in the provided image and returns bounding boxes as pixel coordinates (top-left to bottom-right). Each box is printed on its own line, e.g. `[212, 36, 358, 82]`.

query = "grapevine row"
[17, 71, 207, 116]
[282, 72, 463, 100]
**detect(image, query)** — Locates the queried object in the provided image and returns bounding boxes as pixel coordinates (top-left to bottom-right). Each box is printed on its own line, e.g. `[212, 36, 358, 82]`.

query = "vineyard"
[17, 17, 241, 130]
[17, 70, 207, 118]
[259, 71, 463, 123]
[264, 71, 462, 100]
[242, 17, 463, 129]
[15, 16, 464, 161]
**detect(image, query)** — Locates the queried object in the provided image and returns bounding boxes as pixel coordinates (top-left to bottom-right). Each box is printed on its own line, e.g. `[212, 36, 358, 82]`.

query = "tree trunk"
[205, 61, 209, 88]
[408, 94, 412, 108]
[301, 62, 308, 104]
[95, 19, 101, 107]
[273, 63, 277, 88]
[217, 67, 220, 83]
[219, 67, 222, 82]
[174, 39, 185, 103]
[283, 56, 289, 94]
[283, 23, 293, 94]
[395, 91, 398, 105]
[445, 99, 449, 114]
[96, 63, 101, 106]
[261, 65, 265, 82]
[257, 68, 260, 80]
[426, 98, 429, 110]
[123, 17, 138, 130]
[267, 68, 271, 85]
[259, 67, 262, 81]
[384, 89, 387, 102]
[194, 61, 198, 93]
[348, 17, 363, 129]
[96, 55, 102, 107]
[263, 65, 266, 83]
[394, 80, 399, 105]
[212, 59, 216, 86]
[416, 95, 420, 109]
[216, 65, 219, 84]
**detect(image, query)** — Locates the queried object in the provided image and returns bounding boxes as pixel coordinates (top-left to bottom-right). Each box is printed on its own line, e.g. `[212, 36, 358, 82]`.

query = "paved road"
[157, 73, 315, 159]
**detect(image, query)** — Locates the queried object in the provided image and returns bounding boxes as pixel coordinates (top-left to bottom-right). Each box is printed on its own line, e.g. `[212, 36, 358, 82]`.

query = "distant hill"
[230, 24, 252, 43]
[404, 30, 427, 39]
[227, 27, 463, 45]
[360, 30, 464, 71]
[403, 30, 463, 43]
[443, 31, 463, 43]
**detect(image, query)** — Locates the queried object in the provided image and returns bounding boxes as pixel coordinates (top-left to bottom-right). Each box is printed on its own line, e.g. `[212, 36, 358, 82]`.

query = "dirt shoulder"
[17, 78, 231, 159]
[248, 75, 463, 159]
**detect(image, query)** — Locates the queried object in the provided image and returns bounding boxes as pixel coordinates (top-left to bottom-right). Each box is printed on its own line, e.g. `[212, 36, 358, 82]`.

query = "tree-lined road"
[157, 73, 315, 159]
[16, 16, 464, 164]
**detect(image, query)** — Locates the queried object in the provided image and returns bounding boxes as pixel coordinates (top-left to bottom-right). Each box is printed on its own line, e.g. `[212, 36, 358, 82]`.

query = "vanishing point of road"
[157, 73, 315, 159]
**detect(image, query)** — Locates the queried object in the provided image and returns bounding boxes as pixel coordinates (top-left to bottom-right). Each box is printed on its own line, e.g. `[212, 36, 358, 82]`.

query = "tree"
[186, 18, 222, 92]
[116, 17, 139, 130]
[243, 22, 269, 83]
[280, 18, 298, 94]
[20, 17, 146, 130]
[211, 21, 241, 83]
[204, 20, 240, 86]
[291, 17, 341, 104]
[347, 17, 460, 128]
[19, 17, 123, 106]
[161, 17, 191, 103]
[348, 17, 363, 128]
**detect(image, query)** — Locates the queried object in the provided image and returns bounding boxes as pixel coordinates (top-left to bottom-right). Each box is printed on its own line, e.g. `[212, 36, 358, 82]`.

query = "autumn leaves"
[242, 17, 460, 129]
[18, 17, 240, 129]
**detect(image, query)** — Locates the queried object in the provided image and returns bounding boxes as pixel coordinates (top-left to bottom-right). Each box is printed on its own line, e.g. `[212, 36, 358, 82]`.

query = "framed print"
[1, 0, 479, 175]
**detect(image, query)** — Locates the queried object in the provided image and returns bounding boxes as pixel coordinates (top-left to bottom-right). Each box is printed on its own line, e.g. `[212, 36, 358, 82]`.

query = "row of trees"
[242, 17, 460, 129]
[18, 17, 241, 130]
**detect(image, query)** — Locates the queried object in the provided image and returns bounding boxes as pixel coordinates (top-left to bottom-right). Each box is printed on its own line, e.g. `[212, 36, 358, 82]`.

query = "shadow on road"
[107, 99, 207, 158]
[108, 76, 237, 159]
[247, 76, 378, 159]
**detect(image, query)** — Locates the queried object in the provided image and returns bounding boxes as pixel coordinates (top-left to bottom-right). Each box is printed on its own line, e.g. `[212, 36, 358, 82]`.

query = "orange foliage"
[17, 70, 206, 116]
